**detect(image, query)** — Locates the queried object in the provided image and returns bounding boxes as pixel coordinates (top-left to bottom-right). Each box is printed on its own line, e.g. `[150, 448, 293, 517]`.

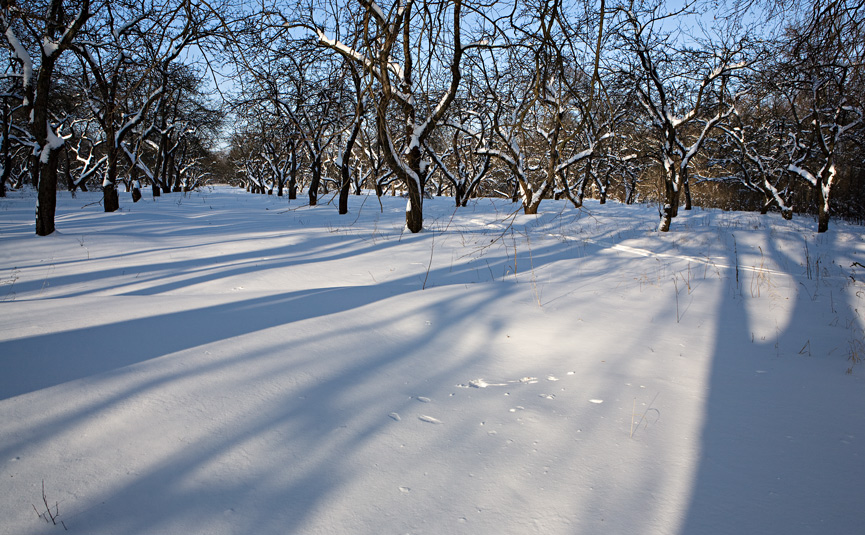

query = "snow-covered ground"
[1, 185, 863, 534]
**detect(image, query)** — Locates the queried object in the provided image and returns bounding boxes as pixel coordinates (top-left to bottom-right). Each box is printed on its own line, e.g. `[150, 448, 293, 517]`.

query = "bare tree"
[335, 62, 365, 214]
[0, 55, 24, 197]
[773, 0, 863, 232]
[294, 0, 480, 232]
[424, 104, 493, 207]
[474, 43, 544, 213]
[708, 91, 795, 218]
[1, 0, 90, 235]
[74, 0, 210, 210]
[614, 0, 750, 231]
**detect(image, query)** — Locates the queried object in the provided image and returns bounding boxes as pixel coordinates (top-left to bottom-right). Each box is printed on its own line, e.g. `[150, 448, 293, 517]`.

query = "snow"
[1, 186, 864, 534]
[367, 0, 387, 23]
[41, 37, 59, 58]
[39, 123, 66, 164]
[4, 27, 32, 103]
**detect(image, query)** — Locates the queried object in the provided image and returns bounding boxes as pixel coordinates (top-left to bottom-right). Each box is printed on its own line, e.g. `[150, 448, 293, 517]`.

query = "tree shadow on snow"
[679, 230, 865, 534]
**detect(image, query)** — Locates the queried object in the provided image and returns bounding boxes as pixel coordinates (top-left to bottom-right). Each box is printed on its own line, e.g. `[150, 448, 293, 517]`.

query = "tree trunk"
[816, 160, 835, 232]
[29, 154, 39, 187]
[103, 182, 120, 212]
[524, 199, 540, 215]
[288, 144, 297, 200]
[153, 132, 168, 196]
[817, 210, 829, 233]
[683, 176, 692, 210]
[817, 191, 830, 233]
[172, 168, 182, 192]
[104, 154, 120, 212]
[339, 110, 363, 214]
[454, 182, 466, 208]
[659, 173, 676, 232]
[0, 98, 9, 197]
[35, 150, 60, 236]
[599, 167, 611, 205]
[130, 165, 142, 202]
[338, 165, 351, 214]
[163, 152, 174, 194]
[32, 50, 61, 234]
[659, 159, 682, 232]
[405, 146, 424, 233]
[577, 163, 592, 207]
[308, 155, 321, 206]
[0, 144, 8, 199]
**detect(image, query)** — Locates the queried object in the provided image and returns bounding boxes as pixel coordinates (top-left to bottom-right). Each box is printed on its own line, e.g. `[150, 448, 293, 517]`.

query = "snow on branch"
[3, 26, 32, 104]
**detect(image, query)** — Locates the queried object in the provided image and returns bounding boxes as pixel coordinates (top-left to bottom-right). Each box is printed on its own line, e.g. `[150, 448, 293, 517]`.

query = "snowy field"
[1, 185, 864, 534]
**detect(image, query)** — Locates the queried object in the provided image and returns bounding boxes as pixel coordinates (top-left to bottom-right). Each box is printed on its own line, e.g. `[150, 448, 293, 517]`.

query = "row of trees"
[2, 0, 863, 235]
[0, 0, 226, 234]
[227, 0, 863, 233]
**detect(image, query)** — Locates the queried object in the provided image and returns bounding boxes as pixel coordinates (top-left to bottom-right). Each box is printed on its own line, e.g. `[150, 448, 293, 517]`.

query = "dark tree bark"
[4, 0, 91, 235]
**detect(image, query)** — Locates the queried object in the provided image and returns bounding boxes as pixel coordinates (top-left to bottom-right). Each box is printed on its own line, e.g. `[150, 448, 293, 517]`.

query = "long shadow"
[0, 205, 640, 401]
[1, 195, 685, 533]
[68, 289, 496, 534]
[4, 230, 400, 298]
[0, 231, 583, 398]
[0, 284, 404, 401]
[680, 240, 865, 534]
[1, 272, 520, 533]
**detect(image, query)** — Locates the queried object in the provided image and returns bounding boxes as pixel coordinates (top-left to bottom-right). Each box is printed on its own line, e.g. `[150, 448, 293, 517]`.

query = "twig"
[525, 231, 541, 307]
[347, 194, 369, 226]
[673, 276, 680, 323]
[422, 233, 435, 290]
[33, 480, 67, 530]
[632, 393, 660, 437]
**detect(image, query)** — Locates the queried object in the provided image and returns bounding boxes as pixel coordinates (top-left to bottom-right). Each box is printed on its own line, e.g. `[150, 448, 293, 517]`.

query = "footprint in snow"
[457, 379, 508, 388]
[389, 412, 401, 422]
[416, 396, 431, 403]
[418, 415, 443, 424]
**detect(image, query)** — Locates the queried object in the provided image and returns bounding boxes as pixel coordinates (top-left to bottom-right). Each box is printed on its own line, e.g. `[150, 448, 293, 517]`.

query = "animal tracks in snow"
[455, 370, 616, 413]
[456, 373, 573, 390]
[392, 371, 612, 425]
[388, 396, 444, 425]
[418, 415, 443, 425]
